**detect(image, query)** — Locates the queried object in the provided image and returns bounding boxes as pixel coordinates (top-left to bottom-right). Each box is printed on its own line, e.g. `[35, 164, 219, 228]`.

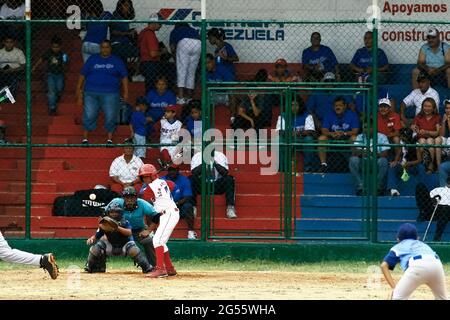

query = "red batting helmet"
[139, 164, 158, 180]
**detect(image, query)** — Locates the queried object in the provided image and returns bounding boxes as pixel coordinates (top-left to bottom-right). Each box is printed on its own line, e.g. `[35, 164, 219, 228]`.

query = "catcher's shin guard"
[126, 243, 152, 273]
[86, 242, 107, 273]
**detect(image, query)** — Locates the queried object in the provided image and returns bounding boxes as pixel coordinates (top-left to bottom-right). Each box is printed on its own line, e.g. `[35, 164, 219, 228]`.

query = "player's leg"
[0, 231, 58, 279]
[176, 39, 189, 101]
[185, 39, 201, 96]
[86, 239, 109, 273]
[124, 241, 152, 273]
[424, 260, 448, 300]
[392, 265, 426, 300]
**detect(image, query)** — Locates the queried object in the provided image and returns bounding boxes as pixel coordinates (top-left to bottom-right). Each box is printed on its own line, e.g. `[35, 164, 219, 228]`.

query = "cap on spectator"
[165, 104, 179, 112]
[397, 223, 418, 241]
[427, 28, 439, 37]
[0, 120, 5, 127]
[444, 99, 450, 105]
[275, 58, 287, 67]
[378, 98, 391, 108]
[94, 184, 107, 189]
[149, 12, 162, 21]
[417, 71, 430, 81]
[323, 72, 336, 82]
[136, 96, 148, 106]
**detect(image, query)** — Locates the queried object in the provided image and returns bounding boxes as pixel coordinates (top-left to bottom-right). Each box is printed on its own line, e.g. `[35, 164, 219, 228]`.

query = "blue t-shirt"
[207, 64, 234, 82]
[110, 13, 131, 44]
[322, 109, 360, 132]
[105, 198, 157, 230]
[83, 11, 113, 44]
[306, 93, 353, 122]
[301, 45, 338, 72]
[81, 54, 128, 93]
[215, 42, 237, 79]
[145, 89, 177, 122]
[351, 47, 388, 68]
[169, 26, 200, 46]
[383, 239, 437, 271]
[130, 111, 148, 136]
[185, 116, 202, 138]
[161, 174, 193, 203]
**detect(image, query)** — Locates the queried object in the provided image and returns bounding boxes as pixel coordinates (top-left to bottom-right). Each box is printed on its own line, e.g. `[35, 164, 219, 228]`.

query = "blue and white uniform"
[383, 224, 447, 300]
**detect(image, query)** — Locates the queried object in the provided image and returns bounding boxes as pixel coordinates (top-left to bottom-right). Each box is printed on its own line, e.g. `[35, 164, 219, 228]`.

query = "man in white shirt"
[109, 139, 144, 194]
[400, 71, 440, 124]
[190, 149, 237, 219]
[0, 35, 25, 97]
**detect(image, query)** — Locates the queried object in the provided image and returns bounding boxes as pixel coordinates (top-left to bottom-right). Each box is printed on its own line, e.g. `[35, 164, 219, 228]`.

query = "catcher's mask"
[122, 186, 138, 211]
[105, 203, 124, 220]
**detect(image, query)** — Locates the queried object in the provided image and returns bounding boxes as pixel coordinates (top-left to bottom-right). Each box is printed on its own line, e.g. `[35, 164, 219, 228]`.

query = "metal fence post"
[25, 6, 32, 240]
[200, 17, 208, 241]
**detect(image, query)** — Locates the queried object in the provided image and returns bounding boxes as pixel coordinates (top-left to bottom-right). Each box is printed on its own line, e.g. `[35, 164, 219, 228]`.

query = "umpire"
[415, 177, 450, 241]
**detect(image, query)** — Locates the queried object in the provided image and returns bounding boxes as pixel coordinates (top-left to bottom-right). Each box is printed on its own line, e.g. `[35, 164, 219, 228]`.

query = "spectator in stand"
[109, 0, 139, 71]
[411, 97, 441, 174]
[349, 122, 390, 196]
[0, 120, 6, 144]
[437, 99, 450, 186]
[184, 99, 202, 140]
[161, 164, 197, 240]
[400, 71, 440, 125]
[412, 28, 450, 89]
[190, 149, 237, 219]
[388, 128, 426, 197]
[350, 31, 389, 84]
[139, 12, 163, 93]
[169, 23, 201, 105]
[145, 76, 177, 124]
[129, 96, 152, 159]
[158, 105, 183, 169]
[32, 36, 68, 116]
[109, 138, 144, 194]
[276, 99, 317, 172]
[268, 58, 300, 82]
[318, 96, 360, 173]
[77, 40, 128, 144]
[0, 34, 24, 97]
[247, 68, 274, 128]
[306, 72, 353, 130]
[302, 32, 340, 82]
[0, 0, 25, 44]
[207, 28, 239, 80]
[81, 0, 112, 63]
[377, 98, 403, 165]
[232, 93, 268, 131]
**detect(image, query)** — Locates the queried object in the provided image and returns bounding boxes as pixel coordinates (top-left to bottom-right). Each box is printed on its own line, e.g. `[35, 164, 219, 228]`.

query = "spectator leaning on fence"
[0, 34, 24, 97]
[400, 71, 440, 125]
[411, 97, 441, 174]
[388, 128, 426, 197]
[77, 40, 128, 144]
[169, 23, 201, 105]
[412, 28, 450, 89]
[350, 31, 389, 84]
[302, 32, 340, 82]
[109, 138, 144, 194]
[317, 96, 360, 173]
[207, 28, 239, 80]
[161, 164, 197, 240]
[377, 98, 403, 165]
[349, 122, 390, 196]
[81, 0, 112, 63]
[32, 36, 68, 116]
[138, 12, 163, 93]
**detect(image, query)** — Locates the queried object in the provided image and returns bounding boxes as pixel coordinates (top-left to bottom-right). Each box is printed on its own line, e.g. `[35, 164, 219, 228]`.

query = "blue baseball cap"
[397, 223, 418, 241]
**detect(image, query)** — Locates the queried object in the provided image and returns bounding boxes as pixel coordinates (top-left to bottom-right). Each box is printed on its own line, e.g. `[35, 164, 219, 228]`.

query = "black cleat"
[40, 253, 59, 279]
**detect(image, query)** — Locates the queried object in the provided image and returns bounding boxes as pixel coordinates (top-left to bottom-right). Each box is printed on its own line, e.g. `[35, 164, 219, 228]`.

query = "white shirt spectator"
[109, 155, 144, 184]
[160, 119, 182, 145]
[353, 132, 390, 153]
[403, 87, 440, 116]
[0, 47, 25, 69]
[430, 187, 450, 206]
[0, 3, 25, 19]
[191, 151, 228, 181]
[275, 115, 315, 131]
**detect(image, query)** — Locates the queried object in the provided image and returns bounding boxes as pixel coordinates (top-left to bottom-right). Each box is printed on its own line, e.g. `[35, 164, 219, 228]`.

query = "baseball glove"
[99, 216, 119, 232]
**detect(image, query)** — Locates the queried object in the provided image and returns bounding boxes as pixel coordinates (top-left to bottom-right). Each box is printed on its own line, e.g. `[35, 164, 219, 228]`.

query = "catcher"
[85, 203, 152, 273]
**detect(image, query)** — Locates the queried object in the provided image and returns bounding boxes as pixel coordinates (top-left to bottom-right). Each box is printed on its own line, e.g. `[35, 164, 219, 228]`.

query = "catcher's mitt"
[99, 216, 119, 232]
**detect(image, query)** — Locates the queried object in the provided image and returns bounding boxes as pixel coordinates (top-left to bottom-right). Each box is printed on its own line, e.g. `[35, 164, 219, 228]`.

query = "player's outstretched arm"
[380, 261, 396, 289]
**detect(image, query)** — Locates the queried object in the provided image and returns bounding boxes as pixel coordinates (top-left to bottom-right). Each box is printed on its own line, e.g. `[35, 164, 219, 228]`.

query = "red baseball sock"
[164, 251, 174, 269]
[155, 246, 165, 270]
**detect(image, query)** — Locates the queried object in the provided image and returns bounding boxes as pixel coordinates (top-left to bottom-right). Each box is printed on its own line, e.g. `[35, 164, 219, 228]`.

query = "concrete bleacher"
[296, 172, 450, 241]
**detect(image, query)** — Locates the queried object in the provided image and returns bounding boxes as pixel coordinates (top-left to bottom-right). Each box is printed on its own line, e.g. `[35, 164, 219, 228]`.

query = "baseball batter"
[138, 164, 179, 278]
[0, 231, 58, 279]
[381, 223, 448, 300]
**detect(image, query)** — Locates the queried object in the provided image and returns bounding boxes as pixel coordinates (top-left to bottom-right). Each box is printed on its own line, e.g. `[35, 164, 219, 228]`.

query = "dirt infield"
[0, 268, 448, 300]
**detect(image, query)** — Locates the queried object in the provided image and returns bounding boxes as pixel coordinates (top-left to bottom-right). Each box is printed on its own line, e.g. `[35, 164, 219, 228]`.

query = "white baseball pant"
[176, 38, 201, 90]
[0, 231, 41, 266]
[393, 255, 448, 300]
[153, 208, 180, 252]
